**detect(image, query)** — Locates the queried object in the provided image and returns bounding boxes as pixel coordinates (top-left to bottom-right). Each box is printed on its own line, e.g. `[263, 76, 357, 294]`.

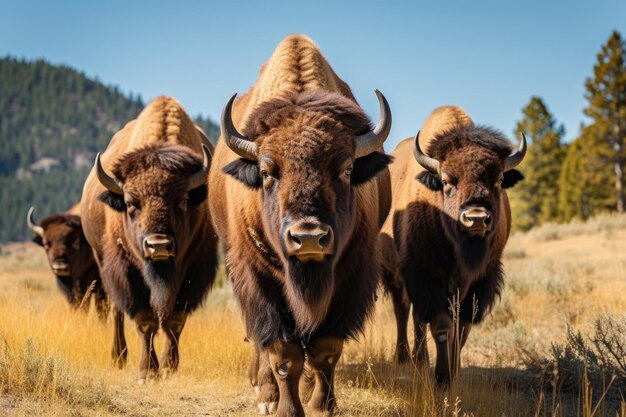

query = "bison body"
[381, 106, 525, 385]
[209, 34, 392, 416]
[81, 96, 217, 381]
[28, 204, 107, 319]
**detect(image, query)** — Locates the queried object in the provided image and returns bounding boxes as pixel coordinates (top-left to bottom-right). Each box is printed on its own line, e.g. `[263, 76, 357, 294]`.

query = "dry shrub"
[525, 315, 626, 416]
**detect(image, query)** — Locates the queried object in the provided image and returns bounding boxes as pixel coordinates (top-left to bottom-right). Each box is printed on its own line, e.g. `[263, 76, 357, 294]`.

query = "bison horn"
[194, 125, 215, 157]
[27, 207, 44, 238]
[354, 89, 392, 158]
[221, 94, 258, 161]
[413, 131, 440, 174]
[188, 144, 211, 191]
[504, 132, 527, 171]
[95, 153, 123, 195]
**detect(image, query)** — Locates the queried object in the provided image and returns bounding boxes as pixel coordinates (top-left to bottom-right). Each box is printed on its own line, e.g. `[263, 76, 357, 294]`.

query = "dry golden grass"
[1, 214, 626, 416]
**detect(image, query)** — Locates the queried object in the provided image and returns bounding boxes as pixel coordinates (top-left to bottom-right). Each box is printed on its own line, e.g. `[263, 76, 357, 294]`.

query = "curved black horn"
[188, 144, 211, 191]
[412, 131, 440, 174]
[95, 153, 123, 195]
[504, 132, 527, 171]
[221, 94, 258, 161]
[27, 207, 44, 238]
[354, 89, 392, 158]
[195, 125, 215, 157]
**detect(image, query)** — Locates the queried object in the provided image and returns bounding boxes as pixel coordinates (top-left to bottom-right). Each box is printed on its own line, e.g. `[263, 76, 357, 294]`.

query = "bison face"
[28, 208, 83, 279]
[96, 144, 210, 279]
[221, 91, 391, 332]
[414, 129, 525, 270]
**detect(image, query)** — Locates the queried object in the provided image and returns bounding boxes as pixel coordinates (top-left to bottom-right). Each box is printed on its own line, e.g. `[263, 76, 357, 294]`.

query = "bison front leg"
[431, 313, 472, 387]
[135, 309, 159, 384]
[256, 347, 279, 415]
[159, 311, 187, 376]
[111, 307, 127, 368]
[387, 273, 411, 363]
[94, 285, 110, 323]
[411, 309, 429, 366]
[266, 340, 305, 417]
[306, 337, 343, 417]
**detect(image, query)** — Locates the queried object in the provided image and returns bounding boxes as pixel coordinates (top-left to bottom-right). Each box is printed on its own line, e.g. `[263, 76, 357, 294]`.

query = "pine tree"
[583, 30, 626, 212]
[558, 124, 614, 221]
[509, 96, 566, 231]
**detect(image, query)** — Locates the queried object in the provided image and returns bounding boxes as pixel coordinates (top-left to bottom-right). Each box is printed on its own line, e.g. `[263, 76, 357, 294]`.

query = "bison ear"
[416, 171, 443, 191]
[32, 234, 44, 246]
[98, 191, 126, 212]
[502, 169, 524, 189]
[188, 184, 208, 206]
[352, 152, 393, 186]
[222, 159, 262, 189]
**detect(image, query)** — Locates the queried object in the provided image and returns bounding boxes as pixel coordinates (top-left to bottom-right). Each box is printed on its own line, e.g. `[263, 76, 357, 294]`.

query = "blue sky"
[1, 0, 625, 150]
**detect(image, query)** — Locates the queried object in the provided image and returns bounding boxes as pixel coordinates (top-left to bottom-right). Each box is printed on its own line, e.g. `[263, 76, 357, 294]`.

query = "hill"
[0, 57, 219, 242]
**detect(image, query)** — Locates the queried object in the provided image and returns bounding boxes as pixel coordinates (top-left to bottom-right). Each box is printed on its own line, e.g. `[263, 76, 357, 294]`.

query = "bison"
[80, 96, 217, 382]
[209, 34, 392, 416]
[380, 106, 525, 386]
[27, 204, 107, 319]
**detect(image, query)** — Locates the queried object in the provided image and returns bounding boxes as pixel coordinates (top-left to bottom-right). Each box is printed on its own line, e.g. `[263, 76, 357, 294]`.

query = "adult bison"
[27, 204, 107, 319]
[209, 34, 392, 416]
[380, 106, 525, 386]
[80, 96, 217, 382]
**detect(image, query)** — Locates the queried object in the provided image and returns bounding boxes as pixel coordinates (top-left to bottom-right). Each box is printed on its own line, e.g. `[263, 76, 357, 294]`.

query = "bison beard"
[459, 233, 489, 271]
[285, 257, 334, 335]
[142, 259, 178, 319]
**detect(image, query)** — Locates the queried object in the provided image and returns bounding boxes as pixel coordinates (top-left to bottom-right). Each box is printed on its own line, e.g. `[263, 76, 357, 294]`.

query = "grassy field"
[1, 214, 625, 416]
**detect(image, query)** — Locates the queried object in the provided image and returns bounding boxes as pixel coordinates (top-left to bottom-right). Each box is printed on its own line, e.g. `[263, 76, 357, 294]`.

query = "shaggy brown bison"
[27, 204, 107, 319]
[80, 96, 217, 382]
[209, 34, 392, 416]
[380, 106, 525, 386]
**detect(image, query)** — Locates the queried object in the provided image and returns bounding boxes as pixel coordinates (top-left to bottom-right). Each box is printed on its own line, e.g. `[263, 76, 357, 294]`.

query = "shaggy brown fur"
[208, 34, 391, 417]
[30, 206, 107, 319]
[380, 106, 524, 386]
[80, 96, 217, 380]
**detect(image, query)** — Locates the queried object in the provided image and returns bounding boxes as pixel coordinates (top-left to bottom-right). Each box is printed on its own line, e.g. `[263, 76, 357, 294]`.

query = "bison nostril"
[319, 231, 330, 248]
[484, 215, 492, 225]
[289, 231, 302, 247]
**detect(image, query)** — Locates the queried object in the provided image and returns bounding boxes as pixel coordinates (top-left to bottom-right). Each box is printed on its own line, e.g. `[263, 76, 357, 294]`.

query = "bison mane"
[242, 91, 372, 139]
[427, 125, 514, 161]
[112, 143, 204, 181]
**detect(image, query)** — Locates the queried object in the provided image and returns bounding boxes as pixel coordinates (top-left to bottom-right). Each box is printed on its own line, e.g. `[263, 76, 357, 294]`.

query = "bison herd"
[26, 34, 526, 416]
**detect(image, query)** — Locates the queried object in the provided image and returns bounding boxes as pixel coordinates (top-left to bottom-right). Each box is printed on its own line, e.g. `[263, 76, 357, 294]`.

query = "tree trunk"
[616, 160, 624, 213]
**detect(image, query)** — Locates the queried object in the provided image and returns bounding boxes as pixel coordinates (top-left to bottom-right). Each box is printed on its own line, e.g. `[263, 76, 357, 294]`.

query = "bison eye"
[179, 198, 189, 210]
[441, 179, 448, 186]
[344, 167, 353, 177]
[261, 170, 269, 180]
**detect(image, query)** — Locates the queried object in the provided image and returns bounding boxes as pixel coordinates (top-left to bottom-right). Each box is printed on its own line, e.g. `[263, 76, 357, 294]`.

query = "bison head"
[221, 90, 392, 332]
[414, 127, 525, 270]
[27, 207, 86, 299]
[95, 143, 210, 315]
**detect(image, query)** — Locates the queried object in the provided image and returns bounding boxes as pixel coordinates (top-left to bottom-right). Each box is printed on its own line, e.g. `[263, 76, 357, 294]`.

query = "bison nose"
[142, 234, 175, 261]
[52, 259, 70, 276]
[284, 221, 334, 260]
[459, 208, 492, 237]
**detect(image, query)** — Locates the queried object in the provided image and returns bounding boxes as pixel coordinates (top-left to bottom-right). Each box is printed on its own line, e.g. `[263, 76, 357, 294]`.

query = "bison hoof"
[257, 401, 277, 415]
[394, 347, 410, 363]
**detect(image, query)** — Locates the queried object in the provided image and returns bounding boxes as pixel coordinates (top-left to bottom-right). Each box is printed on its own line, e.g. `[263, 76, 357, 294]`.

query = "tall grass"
[0, 213, 625, 416]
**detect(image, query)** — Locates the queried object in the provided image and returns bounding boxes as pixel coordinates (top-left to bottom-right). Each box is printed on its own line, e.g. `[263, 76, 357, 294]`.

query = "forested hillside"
[0, 57, 218, 242]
